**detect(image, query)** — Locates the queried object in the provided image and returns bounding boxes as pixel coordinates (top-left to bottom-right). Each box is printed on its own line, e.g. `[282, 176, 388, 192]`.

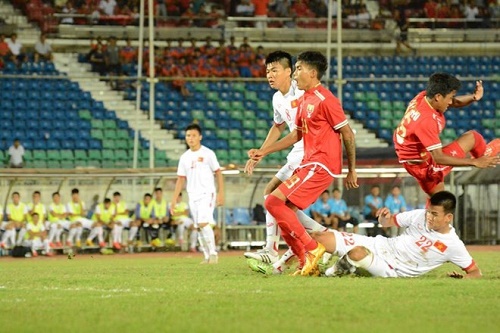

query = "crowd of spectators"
[85, 35, 266, 93]
[0, 32, 53, 69]
[44, 0, 498, 29]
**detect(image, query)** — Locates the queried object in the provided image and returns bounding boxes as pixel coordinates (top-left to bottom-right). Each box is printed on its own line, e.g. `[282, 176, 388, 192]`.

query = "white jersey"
[378, 209, 474, 277]
[272, 80, 304, 159]
[177, 145, 221, 199]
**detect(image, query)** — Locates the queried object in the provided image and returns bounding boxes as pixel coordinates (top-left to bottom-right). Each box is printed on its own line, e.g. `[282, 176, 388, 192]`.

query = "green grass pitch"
[1, 250, 499, 333]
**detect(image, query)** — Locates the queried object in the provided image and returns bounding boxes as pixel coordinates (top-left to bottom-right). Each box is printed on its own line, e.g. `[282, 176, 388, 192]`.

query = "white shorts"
[73, 217, 93, 229]
[23, 238, 47, 250]
[175, 217, 194, 229]
[275, 150, 303, 182]
[46, 221, 65, 229]
[331, 230, 398, 278]
[189, 194, 215, 227]
[114, 217, 132, 228]
[1, 221, 8, 230]
[61, 221, 72, 230]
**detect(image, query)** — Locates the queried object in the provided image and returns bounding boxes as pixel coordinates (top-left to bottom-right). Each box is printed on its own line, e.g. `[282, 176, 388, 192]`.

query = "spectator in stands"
[120, 38, 137, 64]
[311, 190, 335, 227]
[47, 192, 67, 248]
[424, 0, 438, 19]
[363, 185, 384, 236]
[356, 5, 371, 28]
[393, 8, 416, 55]
[227, 60, 240, 77]
[252, 0, 270, 29]
[384, 185, 407, 236]
[134, 193, 158, 246]
[330, 188, 360, 233]
[7, 138, 25, 168]
[24, 212, 53, 257]
[206, 5, 222, 28]
[105, 36, 122, 88]
[237, 44, 254, 77]
[436, 0, 451, 28]
[7, 33, 26, 66]
[34, 33, 53, 62]
[236, 0, 255, 26]
[99, 0, 117, 17]
[157, 0, 168, 19]
[90, 43, 107, 77]
[448, 4, 463, 28]
[0, 34, 10, 64]
[1, 192, 28, 248]
[463, 0, 480, 27]
[179, 5, 196, 26]
[61, 1, 76, 24]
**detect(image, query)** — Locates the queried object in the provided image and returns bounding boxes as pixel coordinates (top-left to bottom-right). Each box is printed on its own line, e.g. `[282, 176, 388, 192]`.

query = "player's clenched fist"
[244, 159, 259, 175]
[247, 149, 264, 161]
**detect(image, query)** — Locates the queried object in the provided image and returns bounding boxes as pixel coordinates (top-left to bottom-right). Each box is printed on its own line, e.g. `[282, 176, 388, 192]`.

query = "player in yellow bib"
[47, 192, 68, 248]
[133, 193, 157, 247]
[153, 188, 171, 244]
[24, 212, 53, 257]
[111, 192, 132, 246]
[93, 198, 122, 249]
[27, 191, 46, 224]
[1, 192, 28, 248]
[66, 188, 97, 248]
[168, 192, 197, 252]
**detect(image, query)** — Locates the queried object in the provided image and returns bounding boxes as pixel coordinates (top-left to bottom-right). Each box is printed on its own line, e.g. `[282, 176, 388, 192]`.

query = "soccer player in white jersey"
[312, 191, 481, 278]
[244, 50, 328, 266]
[171, 123, 225, 264]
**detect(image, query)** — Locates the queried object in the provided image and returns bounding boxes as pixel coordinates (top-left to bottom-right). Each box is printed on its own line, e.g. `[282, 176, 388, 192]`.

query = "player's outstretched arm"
[448, 263, 482, 279]
[451, 80, 483, 108]
[249, 129, 300, 161]
[339, 125, 358, 190]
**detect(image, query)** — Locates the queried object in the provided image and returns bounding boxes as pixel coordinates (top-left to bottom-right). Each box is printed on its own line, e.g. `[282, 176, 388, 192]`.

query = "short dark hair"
[332, 188, 341, 193]
[144, 193, 152, 199]
[113, 192, 121, 197]
[425, 73, 461, 99]
[31, 212, 39, 217]
[12, 191, 20, 197]
[265, 51, 293, 73]
[52, 192, 59, 197]
[430, 191, 456, 214]
[154, 187, 162, 192]
[185, 123, 202, 135]
[71, 188, 79, 194]
[104, 198, 111, 204]
[296, 51, 328, 79]
[371, 185, 380, 189]
[322, 190, 330, 194]
[33, 191, 41, 195]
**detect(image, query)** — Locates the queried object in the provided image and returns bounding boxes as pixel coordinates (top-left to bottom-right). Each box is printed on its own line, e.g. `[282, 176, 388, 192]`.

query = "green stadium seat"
[102, 150, 116, 161]
[256, 119, 269, 129]
[74, 150, 87, 160]
[206, 91, 218, 101]
[192, 82, 208, 92]
[228, 139, 243, 149]
[495, 128, 500, 137]
[353, 92, 366, 101]
[33, 160, 47, 168]
[202, 119, 216, 130]
[47, 150, 62, 161]
[60, 160, 75, 169]
[46, 161, 61, 168]
[229, 129, 242, 139]
[392, 119, 401, 128]
[216, 129, 229, 140]
[393, 109, 405, 119]
[230, 101, 245, 111]
[102, 160, 117, 168]
[243, 110, 256, 119]
[91, 129, 104, 140]
[379, 119, 393, 129]
[192, 110, 205, 121]
[60, 150, 74, 161]
[91, 119, 104, 129]
[218, 101, 231, 111]
[365, 92, 379, 102]
[33, 150, 47, 161]
[87, 160, 101, 168]
[114, 139, 128, 149]
[115, 150, 129, 161]
[228, 150, 244, 162]
[79, 110, 92, 120]
[103, 120, 117, 129]
[232, 82, 246, 93]
[380, 110, 392, 120]
[442, 128, 457, 138]
[215, 150, 229, 161]
[242, 139, 255, 150]
[23, 150, 32, 162]
[104, 129, 118, 139]
[116, 129, 130, 139]
[380, 101, 392, 111]
[88, 150, 102, 160]
[242, 119, 257, 130]
[392, 101, 406, 112]
[244, 91, 258, 102]
[102, 140, 117, 149]
[230, 110, 244, 120]
[255, 129, 268, 140]
[367, 100, 380, 111]
[256, 100, 271, 111]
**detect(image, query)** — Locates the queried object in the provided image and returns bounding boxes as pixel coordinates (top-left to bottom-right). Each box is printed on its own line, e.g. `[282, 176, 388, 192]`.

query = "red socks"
[470, 130, 487, 158]
[265, 195, 318, 252]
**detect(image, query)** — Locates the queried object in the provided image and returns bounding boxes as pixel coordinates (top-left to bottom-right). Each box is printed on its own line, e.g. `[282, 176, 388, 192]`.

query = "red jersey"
[295, 85, 348, 175]
[394, 91, 445, 162]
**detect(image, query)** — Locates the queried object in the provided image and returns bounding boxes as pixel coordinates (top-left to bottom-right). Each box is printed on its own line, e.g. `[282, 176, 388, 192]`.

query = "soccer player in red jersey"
[394, 73, 500, 197]
[249, 51, 359, 276]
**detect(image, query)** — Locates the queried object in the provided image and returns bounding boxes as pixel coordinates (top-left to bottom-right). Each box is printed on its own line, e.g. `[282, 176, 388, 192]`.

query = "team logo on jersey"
[198, 157, 204, 162]
[291, 99, 298, 108]
[306, 104, 315, 118]
[433, 240, 448, 253]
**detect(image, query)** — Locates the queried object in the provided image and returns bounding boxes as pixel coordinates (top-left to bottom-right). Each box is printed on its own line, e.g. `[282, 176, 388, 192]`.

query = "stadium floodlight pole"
[325, 0, 333, 82]
[148, 0, 156, 169]
[336, 0, 343, 102]
[133, 0, 145, 169]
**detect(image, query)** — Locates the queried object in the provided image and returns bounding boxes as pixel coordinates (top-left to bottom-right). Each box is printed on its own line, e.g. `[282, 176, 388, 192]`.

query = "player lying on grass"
[249, 191, 481, 279]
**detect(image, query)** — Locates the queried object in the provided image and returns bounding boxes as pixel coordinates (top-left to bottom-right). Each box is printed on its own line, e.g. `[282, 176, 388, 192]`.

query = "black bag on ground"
[12, 246, 30, 258]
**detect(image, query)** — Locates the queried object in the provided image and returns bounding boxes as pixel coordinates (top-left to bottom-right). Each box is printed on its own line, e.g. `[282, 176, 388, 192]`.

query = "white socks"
[265, 211, 280, 256]
[16, 228, 26, 246]
[68, 227, 77, 243]
[112, 225, 123, 243]
[296, 210, 328, 232]
[49, 224, 58, 243]
[128, 226, 138, 241]
[189, 229, 198, 249]
[201, 225, 217, 256]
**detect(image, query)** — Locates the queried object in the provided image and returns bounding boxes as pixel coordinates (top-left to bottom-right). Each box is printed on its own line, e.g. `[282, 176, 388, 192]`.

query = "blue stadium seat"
[75, 139, 89, 150]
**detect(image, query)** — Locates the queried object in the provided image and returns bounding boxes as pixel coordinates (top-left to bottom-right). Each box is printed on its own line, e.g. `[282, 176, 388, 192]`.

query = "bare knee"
[348, 246, 369, 261]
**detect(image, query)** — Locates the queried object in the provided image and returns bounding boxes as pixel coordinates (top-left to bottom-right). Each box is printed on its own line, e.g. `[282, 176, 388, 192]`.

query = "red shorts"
[403, 141, 466, 194]
[278, 164, 334, 210]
